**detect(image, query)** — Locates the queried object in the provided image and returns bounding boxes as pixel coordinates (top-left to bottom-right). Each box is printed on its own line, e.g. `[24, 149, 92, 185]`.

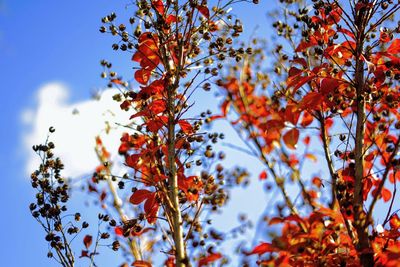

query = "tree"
[29, 0, 399, 266]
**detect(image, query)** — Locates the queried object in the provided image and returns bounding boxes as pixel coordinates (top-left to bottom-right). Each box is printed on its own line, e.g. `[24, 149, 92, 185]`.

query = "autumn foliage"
[29, 1, 400, 267]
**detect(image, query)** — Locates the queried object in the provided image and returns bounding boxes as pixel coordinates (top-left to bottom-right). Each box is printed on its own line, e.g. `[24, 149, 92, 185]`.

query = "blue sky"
[1, 1, 396, 266]
[0, 0, 270, 265]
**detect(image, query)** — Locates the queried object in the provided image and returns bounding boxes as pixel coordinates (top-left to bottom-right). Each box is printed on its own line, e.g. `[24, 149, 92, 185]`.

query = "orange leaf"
[300, 111, 314, 127]
[312, 177, 322, 188]
[178, 120, 193, 134]
[132, 260, 152, 267]
[295, 39, 318, 52]
[83, 235, 92, 249]
[111, 78, 123, 85]
[372, 187, 392, 202]
[245, 243, 274, 256]
[135, 69, 151, 85]
[198, 253, 222, 267]
[381, 187, 392, 202]
[283, 128, 299, 150]
[389, 214, 400, 229]
[305, 153, 318, 162]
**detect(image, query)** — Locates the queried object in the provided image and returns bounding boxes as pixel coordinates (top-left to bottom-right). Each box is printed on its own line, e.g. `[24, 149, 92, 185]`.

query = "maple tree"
[29, 0, 400, 267]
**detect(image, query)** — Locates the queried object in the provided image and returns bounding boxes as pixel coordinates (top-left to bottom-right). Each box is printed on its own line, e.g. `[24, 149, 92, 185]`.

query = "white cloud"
[22, 82, 131, 178]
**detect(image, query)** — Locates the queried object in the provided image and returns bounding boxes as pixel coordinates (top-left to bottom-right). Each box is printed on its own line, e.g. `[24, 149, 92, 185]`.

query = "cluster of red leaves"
[216, 2, 400, 266]
[246, 207, 400, 266]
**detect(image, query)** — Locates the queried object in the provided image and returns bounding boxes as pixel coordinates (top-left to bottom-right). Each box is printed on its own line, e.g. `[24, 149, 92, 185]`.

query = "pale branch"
[94, 145, 142, 261]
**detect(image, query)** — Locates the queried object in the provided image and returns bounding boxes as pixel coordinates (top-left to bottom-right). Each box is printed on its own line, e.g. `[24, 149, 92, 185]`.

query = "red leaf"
[288, 66, 302, 77]
[285, 103, 300, 125]
[111, 78, 123, 85]
[245, 243, 274, 256]
[165, 14, 177, 24]
[165, 257, 175, 267]
[283, 128, 299, 150]
[130, 189, 152, 205]
[299, 92, 323, 111]
[130, 99, 166, 119]
[100, 190, 107, 202]
[196, 5, 210, 18]
[263, 119, 285, 133]
[287, 74, 315, 93]
[148, 99, 166, 115]
[372, 187, 392, 202]
[115, 226, 124, 236]
[259, 171, 268, 180]
[132, 260, 152, 267]
[83, 235, 92, 249]
[382, 187, 392, 202]
[209, 114, 225, 121]
[221, 99, 231, 116]
[144, 193, 157, 214]
[80, 250, 89, 258]
[146, 118, 165, 132]
[291, 57, 307, 68]
[303, 136, 311, 145]
[295, 38, 318, 52]
[146, 201, 160, 224]
[320, 78, 340, 94]
[198, 253, 222, 267]
[380, 30, 392, 43]
[338, 28, 355, 40]
[126, 154, 139, 168]
[312, 177, 322, 188]
[300, 111, 314, 127]
[178, 120, 193, 134]
[135, 69, 151, 85]
[269, 217, 284, 225]
[152, 0, 164, 15]
[131, 227, 155, 237]
[388, 39, 400, 54]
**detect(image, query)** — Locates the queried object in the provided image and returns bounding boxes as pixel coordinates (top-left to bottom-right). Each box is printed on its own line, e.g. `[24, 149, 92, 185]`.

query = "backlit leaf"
[83, 235, 92, 249]
[244, 242, 274, 256]
[283, 128, 299, 150]
[198, 253, 222, 267]
[130, 189, 152, 205]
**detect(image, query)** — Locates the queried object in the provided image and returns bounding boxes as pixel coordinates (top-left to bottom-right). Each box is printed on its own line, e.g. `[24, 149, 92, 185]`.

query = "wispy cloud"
[21, 82, 130, 178]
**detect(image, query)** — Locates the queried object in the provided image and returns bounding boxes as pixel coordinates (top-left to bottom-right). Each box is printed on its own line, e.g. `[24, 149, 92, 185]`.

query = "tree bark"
[353, 7, 373, 267]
